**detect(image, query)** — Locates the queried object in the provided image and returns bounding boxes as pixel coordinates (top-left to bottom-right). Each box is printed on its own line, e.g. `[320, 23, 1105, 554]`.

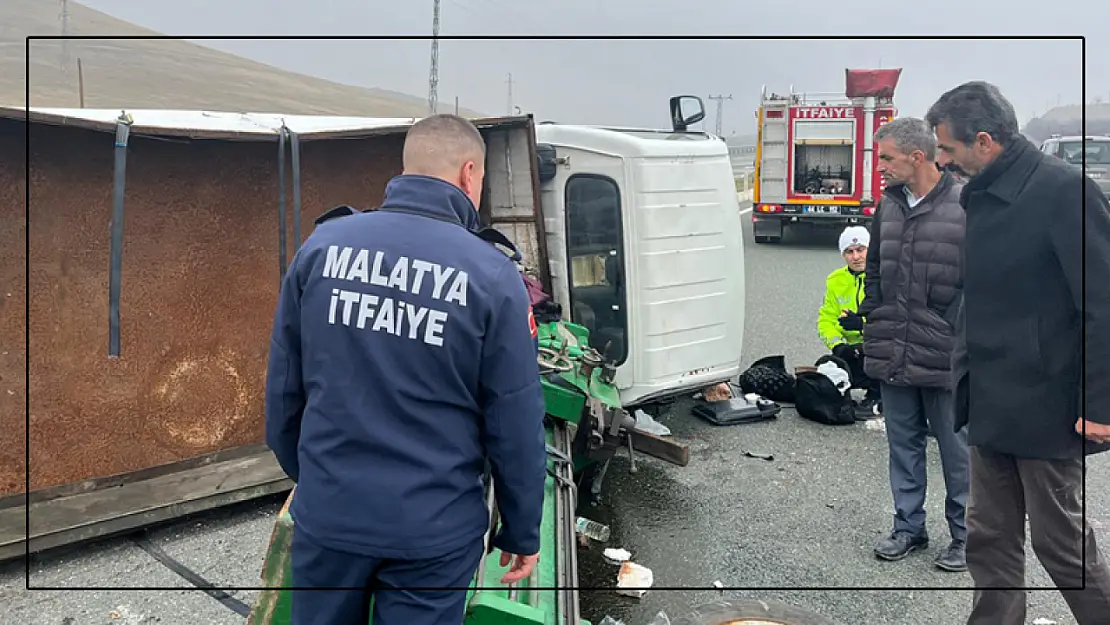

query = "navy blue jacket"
[264, 174, 548, 559]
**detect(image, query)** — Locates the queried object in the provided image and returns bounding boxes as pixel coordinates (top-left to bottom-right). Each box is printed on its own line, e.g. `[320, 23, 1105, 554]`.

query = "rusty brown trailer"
[0, 107, 549, 562]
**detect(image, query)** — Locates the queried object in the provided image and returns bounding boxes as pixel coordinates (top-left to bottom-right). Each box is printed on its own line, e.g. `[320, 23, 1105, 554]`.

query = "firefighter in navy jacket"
[264, 114, 548, 625]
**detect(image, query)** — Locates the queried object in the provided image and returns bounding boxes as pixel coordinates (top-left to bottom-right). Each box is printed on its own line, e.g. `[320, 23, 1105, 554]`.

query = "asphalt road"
[575, 210, 1110, 625]
[2, 203, 1107, 625]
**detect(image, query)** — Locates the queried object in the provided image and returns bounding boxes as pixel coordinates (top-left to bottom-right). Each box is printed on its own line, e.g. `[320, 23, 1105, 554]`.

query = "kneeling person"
[817, 226, 880, 417]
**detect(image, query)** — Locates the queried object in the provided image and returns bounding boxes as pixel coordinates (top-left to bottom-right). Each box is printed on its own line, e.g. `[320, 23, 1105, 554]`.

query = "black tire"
[670, 599, 840, 625]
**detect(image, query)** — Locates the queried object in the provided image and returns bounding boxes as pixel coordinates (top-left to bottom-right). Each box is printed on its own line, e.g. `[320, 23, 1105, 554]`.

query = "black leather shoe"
[874, 531, 929, 561]
[853, 397, 883, 421]
[934, 539, 967, 572]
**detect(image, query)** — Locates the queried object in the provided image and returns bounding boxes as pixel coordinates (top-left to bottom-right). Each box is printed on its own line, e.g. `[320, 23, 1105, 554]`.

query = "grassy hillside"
[1, 0, 486, 117]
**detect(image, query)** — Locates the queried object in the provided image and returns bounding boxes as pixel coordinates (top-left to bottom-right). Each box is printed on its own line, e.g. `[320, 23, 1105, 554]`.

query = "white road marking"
[740, 206, 752, 215]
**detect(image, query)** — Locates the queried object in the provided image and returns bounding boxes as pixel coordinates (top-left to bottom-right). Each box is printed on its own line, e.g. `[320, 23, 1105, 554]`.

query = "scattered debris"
[691, 394, 781, 426]
[647, 610, 671, 625]
[634, 410, 671, 436]
[863, 418, 886, 433]
[712, 580, 724, 590]
[742, 450, 774, 461]
[1032, 619, 1058, 625]
[704, 383, 734, 402]
[576, 516, 611, 542]
[816, 361, 851, 393]
[616, 561, 654, 598]
[599, 616, 626, 625]
[107, 606, 144, 624]
[603, 547, 632, 564]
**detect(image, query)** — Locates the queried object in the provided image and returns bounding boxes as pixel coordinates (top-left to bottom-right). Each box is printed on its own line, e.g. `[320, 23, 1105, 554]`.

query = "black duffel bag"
[793, 369, 856, 426]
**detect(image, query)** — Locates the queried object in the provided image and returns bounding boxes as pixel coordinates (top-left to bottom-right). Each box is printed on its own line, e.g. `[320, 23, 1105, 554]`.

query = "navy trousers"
[291, 528, 486, 625]
[880, 382, 970, 542]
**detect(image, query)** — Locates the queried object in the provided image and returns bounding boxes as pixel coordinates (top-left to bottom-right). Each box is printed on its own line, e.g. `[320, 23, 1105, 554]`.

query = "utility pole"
[60, 0, 71, 76]
[708, 94, 732, 137]
[506, 73, 514, 115]
[427, 0, 441, 115]
[77, 57, 85, 107]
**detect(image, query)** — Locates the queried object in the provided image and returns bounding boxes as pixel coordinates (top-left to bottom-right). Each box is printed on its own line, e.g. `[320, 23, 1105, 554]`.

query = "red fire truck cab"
[751, 68, 902, 244]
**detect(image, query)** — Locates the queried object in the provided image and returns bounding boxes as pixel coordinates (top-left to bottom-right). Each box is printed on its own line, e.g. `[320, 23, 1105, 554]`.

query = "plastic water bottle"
[575, 516, 610, 542]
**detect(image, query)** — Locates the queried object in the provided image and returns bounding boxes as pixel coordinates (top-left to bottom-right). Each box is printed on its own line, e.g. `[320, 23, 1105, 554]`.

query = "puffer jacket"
[857, 171, 965, 389]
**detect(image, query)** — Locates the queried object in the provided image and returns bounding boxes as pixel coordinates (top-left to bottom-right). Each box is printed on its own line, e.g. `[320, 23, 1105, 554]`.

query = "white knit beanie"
[838, 226, 870, 254]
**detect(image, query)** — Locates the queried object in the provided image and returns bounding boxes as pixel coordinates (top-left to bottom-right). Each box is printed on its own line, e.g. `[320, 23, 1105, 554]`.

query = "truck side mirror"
[536, 143, 557, 183]
[670, 95, 705, 132]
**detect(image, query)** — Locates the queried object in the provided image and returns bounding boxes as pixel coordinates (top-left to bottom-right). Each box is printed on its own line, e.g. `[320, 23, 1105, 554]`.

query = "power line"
[427, 0, 441, 115]
[708, 94, 732, 136]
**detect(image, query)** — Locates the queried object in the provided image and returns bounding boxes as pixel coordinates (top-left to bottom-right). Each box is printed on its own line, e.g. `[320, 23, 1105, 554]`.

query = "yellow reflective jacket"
[817, 265, 865, 350]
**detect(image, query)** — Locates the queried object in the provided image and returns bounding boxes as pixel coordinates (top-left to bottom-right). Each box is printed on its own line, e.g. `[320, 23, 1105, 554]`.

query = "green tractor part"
[536, 320, 689, 502]
[246, 319, 690, 625]
[247, 420, 584, 625]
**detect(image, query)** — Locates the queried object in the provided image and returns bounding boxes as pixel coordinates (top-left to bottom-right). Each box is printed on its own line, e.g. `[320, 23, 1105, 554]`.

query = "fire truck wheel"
[671, 599, 841, 625]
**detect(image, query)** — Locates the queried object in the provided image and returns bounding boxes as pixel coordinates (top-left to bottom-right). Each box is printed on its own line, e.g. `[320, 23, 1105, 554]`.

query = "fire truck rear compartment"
[792, 144, 854, 195]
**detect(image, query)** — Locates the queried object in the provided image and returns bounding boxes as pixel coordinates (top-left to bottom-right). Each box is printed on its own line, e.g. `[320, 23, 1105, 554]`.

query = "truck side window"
[564, 174, 628, 366]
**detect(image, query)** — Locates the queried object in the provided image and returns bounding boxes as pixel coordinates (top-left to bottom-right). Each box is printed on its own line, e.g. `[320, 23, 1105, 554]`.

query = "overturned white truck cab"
[531, 96, 746, 409]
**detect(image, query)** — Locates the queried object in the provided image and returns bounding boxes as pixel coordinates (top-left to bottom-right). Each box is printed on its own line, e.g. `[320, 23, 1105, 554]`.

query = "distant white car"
[1039, 134, 1110, 198]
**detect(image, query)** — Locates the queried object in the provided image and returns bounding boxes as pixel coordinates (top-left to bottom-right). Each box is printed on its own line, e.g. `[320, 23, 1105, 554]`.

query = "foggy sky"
[75, 0, 1107, 135]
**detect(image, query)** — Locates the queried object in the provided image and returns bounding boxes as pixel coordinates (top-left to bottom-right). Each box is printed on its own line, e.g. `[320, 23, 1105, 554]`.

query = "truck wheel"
[670, 599, 840, 625]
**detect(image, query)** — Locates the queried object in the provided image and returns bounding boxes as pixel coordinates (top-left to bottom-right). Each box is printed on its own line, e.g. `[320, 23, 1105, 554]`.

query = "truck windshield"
[1059, 140, 1110, 165]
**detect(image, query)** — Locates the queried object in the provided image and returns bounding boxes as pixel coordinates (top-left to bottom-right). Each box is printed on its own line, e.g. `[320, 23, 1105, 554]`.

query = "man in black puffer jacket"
[857, 117, 970, 572]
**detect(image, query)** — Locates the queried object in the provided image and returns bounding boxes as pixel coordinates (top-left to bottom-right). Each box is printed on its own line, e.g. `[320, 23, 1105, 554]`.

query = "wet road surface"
[573, 216, 1110, 625]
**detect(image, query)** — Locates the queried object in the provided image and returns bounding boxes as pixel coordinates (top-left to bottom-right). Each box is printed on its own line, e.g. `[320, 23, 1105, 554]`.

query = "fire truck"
[751, 68, 902, 244]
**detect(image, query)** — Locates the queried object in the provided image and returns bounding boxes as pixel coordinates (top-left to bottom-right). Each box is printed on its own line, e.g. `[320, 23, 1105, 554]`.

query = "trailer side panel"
[8, 120, 404, 497]
[0, 119, 28, 497]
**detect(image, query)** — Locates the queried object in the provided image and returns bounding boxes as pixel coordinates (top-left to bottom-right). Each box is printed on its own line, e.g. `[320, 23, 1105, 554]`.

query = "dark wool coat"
[950, 136, 1110, 459]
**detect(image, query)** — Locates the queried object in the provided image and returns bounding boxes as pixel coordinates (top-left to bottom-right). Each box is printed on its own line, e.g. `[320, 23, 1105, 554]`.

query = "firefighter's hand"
[499, 551, 539, 584]
[1075, 418, 1110, 445]
[839, 311, 863, 332]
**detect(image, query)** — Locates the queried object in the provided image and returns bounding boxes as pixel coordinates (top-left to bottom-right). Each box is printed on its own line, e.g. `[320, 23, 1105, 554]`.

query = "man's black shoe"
[934, 539, 967, 572]
[853, 397, 883, 421]
[874, 531, 929, 561]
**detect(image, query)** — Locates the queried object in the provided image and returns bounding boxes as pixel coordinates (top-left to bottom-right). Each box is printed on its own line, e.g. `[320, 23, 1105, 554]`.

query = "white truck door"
[543, 148, 636, 391]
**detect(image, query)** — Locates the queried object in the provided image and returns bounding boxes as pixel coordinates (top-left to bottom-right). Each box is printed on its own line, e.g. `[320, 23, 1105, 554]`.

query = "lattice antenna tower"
[708, 94, 733, 137]
[427, 0, 441, 115]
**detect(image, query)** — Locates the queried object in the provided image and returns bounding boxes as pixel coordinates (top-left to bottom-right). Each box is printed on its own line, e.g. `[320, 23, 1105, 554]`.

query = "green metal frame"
[537, 321, 622, 419]
[246, 428, 578, 625]
[247, 319, 615, 625]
